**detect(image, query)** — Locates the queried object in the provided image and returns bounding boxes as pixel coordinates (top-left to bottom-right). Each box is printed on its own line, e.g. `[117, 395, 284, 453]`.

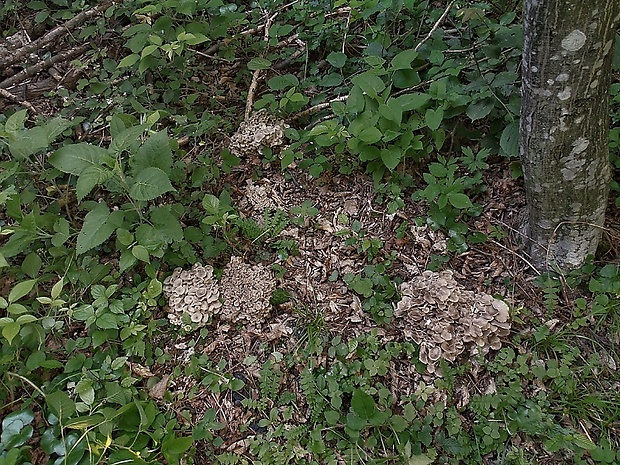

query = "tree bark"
[520, 0, 620, 270]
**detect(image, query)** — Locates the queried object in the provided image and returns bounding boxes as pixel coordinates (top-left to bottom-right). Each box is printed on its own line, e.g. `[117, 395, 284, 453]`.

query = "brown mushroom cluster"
[244, 179, 278, 212]
[394, 270, 511, 374]
[219, 256, 276, 324]
[163, 263, 221, 326]
[229, 112, 287, 158]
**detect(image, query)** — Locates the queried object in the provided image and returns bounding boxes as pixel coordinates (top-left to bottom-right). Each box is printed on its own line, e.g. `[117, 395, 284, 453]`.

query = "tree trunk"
[520, 0, 620, 270]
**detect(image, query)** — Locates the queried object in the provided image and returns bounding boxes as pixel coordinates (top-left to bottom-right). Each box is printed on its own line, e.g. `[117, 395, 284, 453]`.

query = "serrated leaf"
[76, 165, 112, 202]
[8, 279, 37, 303]
[76, 203, 124, 255]
[128, 167, 175, 201]
[131, 131, 173, 175]
[46, 391, 76, 420]
[96, 313, 118, 330]
[247, 57, 272, 70]
[109, 124, 146, 154]
[49, 143, 108, 175]
[151, 207, 183, 242]
[500, 121, 520, 157]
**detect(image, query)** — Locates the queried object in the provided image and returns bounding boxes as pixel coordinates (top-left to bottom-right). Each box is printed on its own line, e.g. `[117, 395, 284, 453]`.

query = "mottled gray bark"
[520, 0, 620, 270]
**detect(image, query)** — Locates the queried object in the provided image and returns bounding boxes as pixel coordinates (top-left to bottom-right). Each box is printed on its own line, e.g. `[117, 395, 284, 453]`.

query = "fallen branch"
[291, 95, 348, 122]
[414, 0, 457, 52]
[0, 88, 40, 114]
[245, 12, 278, 119]
[0, 44, 90, 89]
[0, 1, 117, 68]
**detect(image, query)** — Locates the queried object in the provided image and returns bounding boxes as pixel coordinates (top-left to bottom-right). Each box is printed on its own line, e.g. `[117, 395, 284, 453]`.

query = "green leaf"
[76, 165, 112, 202]
[49, 143, 108, 175]
[76, 203, 124, 255]
[0, 409, 34, 449]
[448, 192, 473, 209]
[131, 245, 150, 263]
[130, 130, 174, 175]
[466, 97, 495, 121]
[351, 72, 386, 98]
[326, 51, 347, 68]
[358, 127, 383, 144]
[392, 69, 421, 89]
[408, 455, 434, 465]
[96, 313, 118, 330]
[393, 93, 431, 111]
[109, 124, 146, 154]
[267, 74, 299, 90]
[9, 127, 50, 159]
[51, 278, 64, 300]
[425, 107, 444, 130]
[75, 379, 95, 405]
[2, 321, 20, 344]
[128, 167, 175, 201]
[500, 121, 520, 157]
[117, 53, 139, 68]
[351, 389, 377, 419]
[5, 109, 27, 135]
[8, 279, 37, 303]
[162, 435, 194, 455]
[390, 49, 418, 70]
[247, 57, 272, 70]
[151, 207, 183, 242]
[381, 147, 402, 171]
[46, 391, 76, 420]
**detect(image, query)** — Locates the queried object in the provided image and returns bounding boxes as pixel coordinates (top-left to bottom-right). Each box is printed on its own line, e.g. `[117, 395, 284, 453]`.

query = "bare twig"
[0, 88, 40, 114]
[0, 44, 90, 89]
[0, 1, 117, 68]
[245, 12, 277, 119]
[291, 95, 348, 121]
[414, 0, 457, 52]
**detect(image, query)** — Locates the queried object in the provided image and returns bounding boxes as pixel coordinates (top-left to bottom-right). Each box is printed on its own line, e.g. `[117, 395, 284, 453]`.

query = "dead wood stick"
[414, 0, 456, 52]
[291, 95, 348, 122]
[0, 88, 40, 114]
[245, 12, 278, 120]
[0, 44, 90, 89]
[0, 1, 116, 68]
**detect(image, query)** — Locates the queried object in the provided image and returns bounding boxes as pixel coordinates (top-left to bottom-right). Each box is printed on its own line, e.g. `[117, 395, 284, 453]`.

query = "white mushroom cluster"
[244, 179, 278, 212]
[219, 256, 276, 324]
[163, 263, 221, 326]
[394, 270, 511, 374]
[229, 112, 287, 157]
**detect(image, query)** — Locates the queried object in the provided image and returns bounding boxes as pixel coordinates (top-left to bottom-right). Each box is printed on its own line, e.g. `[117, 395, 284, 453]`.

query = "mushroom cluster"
[163, 263, 221, 326]
[229, 112, 287, 158]
[244, 179, 278, 212]
[219, 256, 276, 324]
[394, 270, 511, 374]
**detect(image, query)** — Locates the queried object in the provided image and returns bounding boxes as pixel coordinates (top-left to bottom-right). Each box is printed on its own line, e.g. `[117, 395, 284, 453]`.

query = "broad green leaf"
[43, 117, 74, 142]
[76, 203, 124, 254]
[0, 252, 8, 268]
[75, 379, 95, 405]
[9, 127, 50, 159]
[46, 391, 76, 420]
[52, 218, 71, 247]
[351, 389, 377, 419]
[109, 124, 146, 154]
[51, 278, 64, 300]
[76, 165, 112, 202]
[151, 207, 183, 242]
[381, 147, 402, 171]
[117, 53, 139, 68]
[448, 192, 473, 209]
[21, 252, 42, 278]
[0, 409, 34, 449]
[393, 93, 431, 111]
[131, 245, 150, 263]
[392, 69, 421, 89]
[267, 74, 299, 90]
[141, 44, 159, 58]
[500, 121, 520, 157]
[5, 109, 27, 135]
[466, 97, 495, 121]
[247, 57, 272, 70]
[2, 321, 20, 344]
[49, 143, 108, 175]
[425, 107, 444, 130]
[162, 435, 194, 455]
[351, 72, 386, 98]
[65, 414, 105, 430]
[326, 51, 347, 68]
[358, 127, 383, 144]
[128, 167, 175, 201]
[96, 313, 118, 330]
[390, 49, 418, 70]
[131, 131, 173, 175]
[8, 279, 37, 303]
[408, 455, 434, 465]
